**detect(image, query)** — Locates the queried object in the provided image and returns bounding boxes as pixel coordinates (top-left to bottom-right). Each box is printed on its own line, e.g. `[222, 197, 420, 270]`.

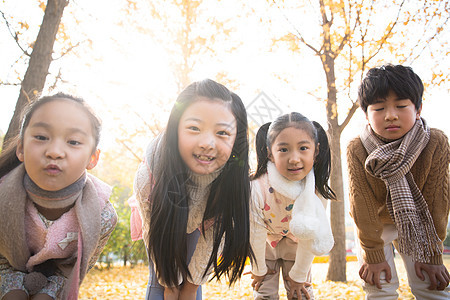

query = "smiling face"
[177, 98, 237, 175]
[269, 126, 317, 181]
[366, 90, 421, 140]
[16, 99, 99, 191]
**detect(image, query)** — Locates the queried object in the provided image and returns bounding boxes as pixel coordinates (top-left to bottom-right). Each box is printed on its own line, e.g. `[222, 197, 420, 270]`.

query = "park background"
[0, 0, 449, 298]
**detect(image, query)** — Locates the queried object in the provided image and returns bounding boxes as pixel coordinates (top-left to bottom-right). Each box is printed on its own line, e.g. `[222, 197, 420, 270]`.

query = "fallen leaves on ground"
[79, 258, 445, 299]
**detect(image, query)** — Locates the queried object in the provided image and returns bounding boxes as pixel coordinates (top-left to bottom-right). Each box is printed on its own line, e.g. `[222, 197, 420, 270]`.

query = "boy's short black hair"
[358, 64, 424, 113]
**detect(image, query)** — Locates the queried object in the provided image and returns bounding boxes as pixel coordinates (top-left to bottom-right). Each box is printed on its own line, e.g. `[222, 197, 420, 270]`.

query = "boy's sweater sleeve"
[347, 138, 386, 264]
[249, 180, 268, 277]
[420, 129, 450, 264]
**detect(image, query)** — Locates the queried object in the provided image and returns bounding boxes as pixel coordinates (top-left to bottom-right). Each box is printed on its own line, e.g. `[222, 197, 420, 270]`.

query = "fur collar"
[265, 162, 334, 255]
[267, 161, 305, 199]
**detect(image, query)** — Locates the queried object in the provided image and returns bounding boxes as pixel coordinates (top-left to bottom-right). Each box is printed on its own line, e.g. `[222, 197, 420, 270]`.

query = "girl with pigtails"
[249, 112, 335, 300]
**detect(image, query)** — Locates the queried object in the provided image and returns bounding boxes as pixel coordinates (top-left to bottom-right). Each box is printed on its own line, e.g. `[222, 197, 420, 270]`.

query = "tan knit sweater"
[347, 128, 450, 265]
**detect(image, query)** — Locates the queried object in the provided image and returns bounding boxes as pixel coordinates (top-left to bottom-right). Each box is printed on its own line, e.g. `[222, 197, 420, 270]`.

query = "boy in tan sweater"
[347, 64, 450, 299]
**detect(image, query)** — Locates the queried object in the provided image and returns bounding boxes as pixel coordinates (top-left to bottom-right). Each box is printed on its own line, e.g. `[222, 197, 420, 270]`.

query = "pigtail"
[312, 121, 336, 200]
[252, 122, 271, 180]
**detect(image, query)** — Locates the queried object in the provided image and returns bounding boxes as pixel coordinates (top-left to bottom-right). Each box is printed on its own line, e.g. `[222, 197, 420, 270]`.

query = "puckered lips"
[44, 164, 62, 175]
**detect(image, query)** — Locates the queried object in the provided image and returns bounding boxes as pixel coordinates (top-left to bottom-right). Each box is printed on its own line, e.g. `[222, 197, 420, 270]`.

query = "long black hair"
[0, 93, 101, 178]
[147, 79, 252, 287]
[252, 112, 335, 200]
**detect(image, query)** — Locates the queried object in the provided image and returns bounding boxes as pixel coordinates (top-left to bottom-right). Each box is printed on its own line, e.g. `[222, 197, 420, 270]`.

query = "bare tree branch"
[117, 139, 143, 163]
[272, 0, 320, 55]
[339, 102, 359, 133]
[52, 40, 83, 60]
[0, 10, 31, 56]
[47, 68, 68, 92]
[364, 0, 406, 64]
[0, 81, 20, 86]
[405, 15, 450, 65]
[333, 0, 353, 58]
[134, 111, 162, 137]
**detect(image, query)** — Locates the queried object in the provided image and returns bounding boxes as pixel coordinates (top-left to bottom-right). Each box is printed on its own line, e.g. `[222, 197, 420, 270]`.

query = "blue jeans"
[145, 229, 202, 300]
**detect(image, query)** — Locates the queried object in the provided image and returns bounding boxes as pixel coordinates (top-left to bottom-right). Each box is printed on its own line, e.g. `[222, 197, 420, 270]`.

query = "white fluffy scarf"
[267, 162, 334, 255]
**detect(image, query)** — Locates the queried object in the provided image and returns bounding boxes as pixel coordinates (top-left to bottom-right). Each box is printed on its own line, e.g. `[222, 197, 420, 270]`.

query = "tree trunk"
[123, 247, 128, 267]
[2, 0, 68, 147]
[323, 55, 347, 282]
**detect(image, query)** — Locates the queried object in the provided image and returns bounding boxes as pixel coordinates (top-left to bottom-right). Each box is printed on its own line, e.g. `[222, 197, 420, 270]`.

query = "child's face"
[269, 127, 317, 181]
[366, 90, 421, 140]
[178, 98, 236, 175]
[16, 99, 99, 191]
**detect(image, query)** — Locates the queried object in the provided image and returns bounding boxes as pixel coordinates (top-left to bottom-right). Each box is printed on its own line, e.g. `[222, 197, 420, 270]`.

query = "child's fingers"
[443, 268, 450, 286]
[414, 263, 425, 281]
[359, 265, 365, 279]
[436, 273, 448, 291]
[427, 274, 438, 290]
[373, 273, 382, 289]
[251, 278, 263, 291]
[301, 285, 311, 300]
[385, 266, 392, 283]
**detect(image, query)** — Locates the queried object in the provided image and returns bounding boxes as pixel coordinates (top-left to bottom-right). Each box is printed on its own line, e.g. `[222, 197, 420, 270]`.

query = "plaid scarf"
[360, 118, 441, 263]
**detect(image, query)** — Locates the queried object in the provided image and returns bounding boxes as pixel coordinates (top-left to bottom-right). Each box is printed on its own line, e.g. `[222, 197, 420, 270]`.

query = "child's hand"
[244, 269, 275, 291]
[359, 261, 391, 289]
[163, 286, 179, 300]
[414, 261, 450, 290]
[285, 275, 311, 300]
[3, 290, 28, 300]
[250, 274, 265, 291]
[179, 281, 199, 300]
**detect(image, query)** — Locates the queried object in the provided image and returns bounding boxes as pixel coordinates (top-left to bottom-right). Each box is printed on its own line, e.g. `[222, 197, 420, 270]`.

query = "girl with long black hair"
[130, 79, 253, 299]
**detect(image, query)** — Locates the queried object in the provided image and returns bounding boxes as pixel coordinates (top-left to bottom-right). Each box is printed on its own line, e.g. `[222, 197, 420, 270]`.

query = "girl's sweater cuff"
[251, 263, 268, 277]
[364, 248, 386, 264]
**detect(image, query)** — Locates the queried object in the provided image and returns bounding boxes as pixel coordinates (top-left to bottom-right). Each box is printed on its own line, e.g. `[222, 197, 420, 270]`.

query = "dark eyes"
[33, 135, 81, 145]
[217, 130, 230, 136]
[68, 140, 81, 146]
[34, 135, 48, 141]
[278, 146, 309, 152]
[186, 127, 230, 136]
